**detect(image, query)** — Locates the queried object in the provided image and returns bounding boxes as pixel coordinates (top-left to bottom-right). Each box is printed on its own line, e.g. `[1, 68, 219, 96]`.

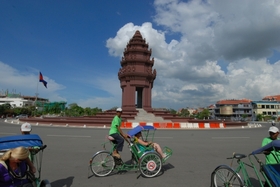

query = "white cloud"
[0, 61, 66, 102]
[78, 77, 122, 109]
[2, 0, 280, 110]
[105, 0, 280, 109]
[0, 60, 123, 110]
[78, 97, 121, 110]
[225, 58, 280, 100]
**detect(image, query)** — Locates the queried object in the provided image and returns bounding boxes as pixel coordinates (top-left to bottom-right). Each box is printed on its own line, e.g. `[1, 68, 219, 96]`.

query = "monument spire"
[118, 30, 156, 111]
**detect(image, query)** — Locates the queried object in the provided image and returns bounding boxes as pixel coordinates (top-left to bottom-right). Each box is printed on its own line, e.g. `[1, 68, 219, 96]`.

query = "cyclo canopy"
[127, 125, 156, 137]
[127, 125, 157, 143]
[0, 134, 43, 150]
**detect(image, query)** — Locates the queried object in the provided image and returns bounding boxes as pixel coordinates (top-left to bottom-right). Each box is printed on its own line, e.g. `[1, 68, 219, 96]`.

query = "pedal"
[113, 157, 123, 165]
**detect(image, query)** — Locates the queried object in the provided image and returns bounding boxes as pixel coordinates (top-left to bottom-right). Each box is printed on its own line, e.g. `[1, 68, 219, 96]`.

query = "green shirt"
[109, 115, 121, 135]
[262, 137, 280, 164]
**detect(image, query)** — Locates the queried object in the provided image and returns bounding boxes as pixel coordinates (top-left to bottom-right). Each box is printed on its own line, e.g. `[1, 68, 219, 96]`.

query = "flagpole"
[34, 72, 39, 106]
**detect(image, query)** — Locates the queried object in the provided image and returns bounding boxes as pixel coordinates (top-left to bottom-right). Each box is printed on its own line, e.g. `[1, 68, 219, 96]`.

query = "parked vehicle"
[15, 114, 28, 119]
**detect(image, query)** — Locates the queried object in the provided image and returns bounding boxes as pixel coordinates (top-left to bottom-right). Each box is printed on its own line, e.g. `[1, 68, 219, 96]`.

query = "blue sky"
[1, 0, 280, 110]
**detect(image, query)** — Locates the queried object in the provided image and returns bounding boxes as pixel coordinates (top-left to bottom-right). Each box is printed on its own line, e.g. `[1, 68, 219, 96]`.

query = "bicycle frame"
[210, 153, 275, 187]
[102, 136, 162, 168]
[99, 138, 139, 171]
[211, 140, 280, 187]
[89, 125, 173, 178]
[234, 158, 253, 187]
[93, 132, 171, 170]
[249, 154, 277, 187]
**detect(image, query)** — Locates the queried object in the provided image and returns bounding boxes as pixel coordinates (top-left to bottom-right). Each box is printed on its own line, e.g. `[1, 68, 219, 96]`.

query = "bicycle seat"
[107, 136, 115, 141]
[234, 153, 247, 159]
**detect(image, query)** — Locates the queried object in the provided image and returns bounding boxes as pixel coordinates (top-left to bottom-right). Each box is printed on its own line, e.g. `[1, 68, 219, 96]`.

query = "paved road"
[0, 119, 274, 187]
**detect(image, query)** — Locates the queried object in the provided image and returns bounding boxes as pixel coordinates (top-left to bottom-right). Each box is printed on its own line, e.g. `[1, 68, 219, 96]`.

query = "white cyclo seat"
[107, 136, 115, 141]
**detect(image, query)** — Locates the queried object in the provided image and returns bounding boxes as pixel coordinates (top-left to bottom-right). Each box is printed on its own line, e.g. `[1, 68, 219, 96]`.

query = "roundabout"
[3, 117, 257, 130]
[0, 119, 273, 186]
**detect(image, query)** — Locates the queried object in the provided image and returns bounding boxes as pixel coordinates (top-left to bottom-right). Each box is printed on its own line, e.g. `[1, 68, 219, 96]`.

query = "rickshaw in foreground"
[0, 134, 51, 187]
[210, 140, 280, 187]
[89, 125, 173, 178]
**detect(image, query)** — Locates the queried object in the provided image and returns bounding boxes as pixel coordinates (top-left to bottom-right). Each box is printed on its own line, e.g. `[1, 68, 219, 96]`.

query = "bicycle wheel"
[39, 179, 51, 187]
[139, 152, 162, 178]
[90, 151, 115, 177]
[212, 165, 243, 187]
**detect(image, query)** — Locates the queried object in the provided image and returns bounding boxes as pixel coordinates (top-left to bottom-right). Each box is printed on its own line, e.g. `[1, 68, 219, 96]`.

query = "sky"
[1, 0, 280, 111]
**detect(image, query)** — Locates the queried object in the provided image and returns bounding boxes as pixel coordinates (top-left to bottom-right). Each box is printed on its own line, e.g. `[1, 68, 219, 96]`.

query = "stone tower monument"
[118, 30, 156, 111]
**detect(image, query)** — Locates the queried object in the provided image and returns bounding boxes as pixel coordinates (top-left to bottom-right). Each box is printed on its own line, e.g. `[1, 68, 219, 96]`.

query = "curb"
[5, 119, 262, 129]
[121, 122, 226, 129]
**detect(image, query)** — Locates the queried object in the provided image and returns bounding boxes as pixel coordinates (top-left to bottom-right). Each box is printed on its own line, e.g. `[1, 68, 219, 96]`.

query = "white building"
[0, 97, 33, 107]
[0, 93, 48, 108]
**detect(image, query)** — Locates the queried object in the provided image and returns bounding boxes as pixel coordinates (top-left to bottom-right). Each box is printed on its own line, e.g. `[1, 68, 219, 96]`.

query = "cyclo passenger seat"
[262, 164, 280, 187]
[133, 137, 154, 153]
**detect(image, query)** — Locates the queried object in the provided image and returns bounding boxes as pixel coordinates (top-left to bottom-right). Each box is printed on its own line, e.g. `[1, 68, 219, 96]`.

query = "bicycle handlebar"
[226, 153, 247, 160]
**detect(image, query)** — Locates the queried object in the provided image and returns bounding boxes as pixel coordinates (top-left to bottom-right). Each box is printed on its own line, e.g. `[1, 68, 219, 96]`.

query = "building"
[214, 96, 280, 121]
[43, 101, 67, 112]
[251, 101, 280, 121]
[262, 94, 280, 101]
[208, 104, 216, 119]
[0, 93, 48, 108]
[214, 99, 252, 121]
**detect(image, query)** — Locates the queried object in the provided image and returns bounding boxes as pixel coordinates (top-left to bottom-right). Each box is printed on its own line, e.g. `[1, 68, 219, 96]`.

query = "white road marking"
[212, 137, 250, 139]
[47, 135, 91, 138]
[0, 133, 17, 135]
[154, 137, 173, 139]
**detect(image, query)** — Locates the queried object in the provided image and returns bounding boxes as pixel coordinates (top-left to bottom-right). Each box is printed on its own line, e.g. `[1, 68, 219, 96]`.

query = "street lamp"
[35, 107, 38, 117]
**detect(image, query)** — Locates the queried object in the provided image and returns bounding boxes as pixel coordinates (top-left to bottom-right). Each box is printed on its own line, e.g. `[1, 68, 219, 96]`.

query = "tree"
[91, 107, 102, 115]
[83, 107, 102, 116]
[84, 107, 92, 116]
[0, 103, 12, 115]
[197, 109, 210, 119]
[179, 108, 190, 117]
[64, 103, 84, 117]
[256, 114, 263, 121]
[241, 114, 248, 120]
[13, 107, 30, 116]
[50, 102, 62, 114]
[168, 108, 177, 115]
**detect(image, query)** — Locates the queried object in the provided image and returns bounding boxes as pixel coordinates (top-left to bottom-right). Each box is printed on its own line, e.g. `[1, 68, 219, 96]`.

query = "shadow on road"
[162, 163, 175, 171]
[51, 176, 74, 187]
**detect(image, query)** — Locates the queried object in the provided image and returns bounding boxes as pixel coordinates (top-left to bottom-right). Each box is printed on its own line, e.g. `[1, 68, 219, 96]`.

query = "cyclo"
[0, 134, 51, 187]
[210, 140, 280, 187]
[89, 125, 173, 178]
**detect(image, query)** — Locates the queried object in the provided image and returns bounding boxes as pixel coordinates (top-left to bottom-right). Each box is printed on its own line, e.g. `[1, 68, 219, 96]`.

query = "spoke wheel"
[90, 151, 115, 177]
[139, 152, 162, 178]
[40, 179, 51, 187]
[213, 166, 243, 187]
[40, 181, 46, 187]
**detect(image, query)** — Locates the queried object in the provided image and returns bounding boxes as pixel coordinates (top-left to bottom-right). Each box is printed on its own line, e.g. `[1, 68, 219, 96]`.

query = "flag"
[39, 72, 47, 88]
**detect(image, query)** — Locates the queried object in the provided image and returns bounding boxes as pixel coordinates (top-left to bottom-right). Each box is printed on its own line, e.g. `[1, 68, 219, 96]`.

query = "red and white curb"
[121, 122, 225, 129]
